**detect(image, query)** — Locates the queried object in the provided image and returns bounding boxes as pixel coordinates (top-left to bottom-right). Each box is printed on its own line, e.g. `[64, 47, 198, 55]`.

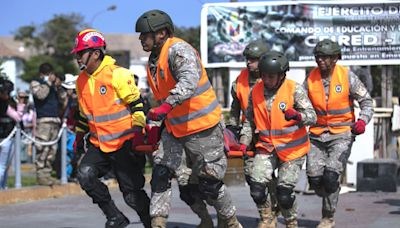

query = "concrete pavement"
[0, 181, 399, 228]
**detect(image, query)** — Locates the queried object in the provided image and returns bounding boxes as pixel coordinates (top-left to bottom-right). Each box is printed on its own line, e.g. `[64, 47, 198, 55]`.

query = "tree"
[175, 26, 201, 53]
[14, 13, 87, 82]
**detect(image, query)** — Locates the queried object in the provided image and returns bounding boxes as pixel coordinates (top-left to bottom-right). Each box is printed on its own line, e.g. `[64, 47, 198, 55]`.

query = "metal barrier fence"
[0, 123, 68, 189]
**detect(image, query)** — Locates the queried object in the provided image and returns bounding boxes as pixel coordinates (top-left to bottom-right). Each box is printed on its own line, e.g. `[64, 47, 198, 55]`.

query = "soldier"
[72, 29, 151, 228]
[227, 40, 280, 227]
[135, 9, 242, 228]
[30, 63, 67, 186]
[240, 51, 316, 228]
[304, 39, 374, 228]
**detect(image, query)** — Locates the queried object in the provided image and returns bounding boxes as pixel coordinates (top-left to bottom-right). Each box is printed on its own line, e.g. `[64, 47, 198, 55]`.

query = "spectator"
[0, 77, 22, 189]
[30, 63, 67, 186]
[16, 90, 35, 163]
[61, 74, 79, 180]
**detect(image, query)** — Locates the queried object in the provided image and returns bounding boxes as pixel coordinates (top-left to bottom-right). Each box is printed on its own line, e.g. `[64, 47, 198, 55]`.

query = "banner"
[201, 1, 400, 68]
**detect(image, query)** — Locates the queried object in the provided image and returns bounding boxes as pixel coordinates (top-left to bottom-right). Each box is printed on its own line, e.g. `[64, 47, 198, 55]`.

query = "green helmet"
[259, 51, 289, 74]
[243, 40, 269, 59]
[135, 9, 174, 33]
[313, 39, 341, 58]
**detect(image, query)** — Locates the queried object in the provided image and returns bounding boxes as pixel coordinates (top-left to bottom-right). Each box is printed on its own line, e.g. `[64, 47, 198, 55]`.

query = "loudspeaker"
[357, 159, 399, 192]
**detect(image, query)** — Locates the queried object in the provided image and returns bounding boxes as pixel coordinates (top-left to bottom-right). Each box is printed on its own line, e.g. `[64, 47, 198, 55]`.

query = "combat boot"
[222, 214, 242, 228]
[317, 217, 335, 228]
[151, 216, 167, 228]
[257, 206, 277, 228]
[285, 219, 298, 228]
[190, 201, 214, 228]
[99, 201, 129, 228]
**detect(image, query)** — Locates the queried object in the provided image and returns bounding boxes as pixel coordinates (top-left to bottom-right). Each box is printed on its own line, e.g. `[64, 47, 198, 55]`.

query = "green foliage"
[174, 26, 200, 53]
[14, 13, 87, 82]
[7, 175, 37, 188]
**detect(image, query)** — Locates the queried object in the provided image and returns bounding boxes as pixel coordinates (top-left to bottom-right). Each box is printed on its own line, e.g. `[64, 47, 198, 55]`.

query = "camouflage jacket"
[148, 39, 204, 107]
[303, 66, 374, 141]
[240, 80, 316, 145]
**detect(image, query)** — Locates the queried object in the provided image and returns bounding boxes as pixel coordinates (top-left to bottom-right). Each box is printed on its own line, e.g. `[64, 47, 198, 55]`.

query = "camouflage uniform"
[241, 81, 316, 223]
[229, 73, 260, 181]
[30, 80, 66, 185]
[303, 69, 374, 218]
[148, 41, 238, 223]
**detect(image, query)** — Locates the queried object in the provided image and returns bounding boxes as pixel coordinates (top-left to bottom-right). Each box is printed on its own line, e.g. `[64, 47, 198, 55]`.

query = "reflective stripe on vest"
[77, 65, 134, 152]
[307, 65, 355, 135]
[252, 79, 310, 162]
[146, 37, 221, 137]
[236, 69, 250, 122]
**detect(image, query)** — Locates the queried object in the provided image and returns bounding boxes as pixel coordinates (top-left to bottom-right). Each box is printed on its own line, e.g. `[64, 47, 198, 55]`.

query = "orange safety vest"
[146, 37, 221, 137]
[77, 65, 135, 153]
[252, 79, 310, 162]
[236, 69, 250, 122]
[307, 65, 355, 135]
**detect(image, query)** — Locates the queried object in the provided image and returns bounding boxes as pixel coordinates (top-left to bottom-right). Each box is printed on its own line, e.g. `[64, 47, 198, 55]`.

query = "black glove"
[226, 125, 241, 139]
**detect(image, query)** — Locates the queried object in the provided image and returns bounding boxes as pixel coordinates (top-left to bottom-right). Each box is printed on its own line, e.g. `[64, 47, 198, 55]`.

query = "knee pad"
[123, 190, 150, 212]
[308, 176, 323, 190]
[277, 186, 295, 210]
[249, 181, 267, 205]
[150, 165, 171, 193]
[323, 170, 339, 194]
[179, 184, 198, 206]
[198, 177, 223, 200]
[77, 165, 98, 191]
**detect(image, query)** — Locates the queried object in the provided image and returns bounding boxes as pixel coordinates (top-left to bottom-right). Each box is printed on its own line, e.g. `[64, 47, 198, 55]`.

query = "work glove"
[239, 144, 248, 159]
[146, 124, 162, 145]
[284, 108, 302, 122]
[351, 119, 366, 135]
[147, 102, 173, 121]
[73, 132, 85, 155]
[132, 126, 145, 148]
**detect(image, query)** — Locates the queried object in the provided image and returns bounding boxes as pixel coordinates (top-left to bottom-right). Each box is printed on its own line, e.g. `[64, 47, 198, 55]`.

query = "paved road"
[0, 182, 399, 228]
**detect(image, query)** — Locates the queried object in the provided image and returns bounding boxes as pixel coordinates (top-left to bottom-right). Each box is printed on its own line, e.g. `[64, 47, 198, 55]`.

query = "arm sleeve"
[239, 92, 255, 145]
[228, 80, 241, 126]
[6, 105, 22, 122]
[349, 71, 374, 124]
[165, 42, 201, 106]
[30, 80, 50, 100]
[113, 68, 146, 128]
[294, 83, 317, 126]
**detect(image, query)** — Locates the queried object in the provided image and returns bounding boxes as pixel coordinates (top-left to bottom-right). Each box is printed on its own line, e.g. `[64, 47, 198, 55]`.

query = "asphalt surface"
[0, 181, 399, 228]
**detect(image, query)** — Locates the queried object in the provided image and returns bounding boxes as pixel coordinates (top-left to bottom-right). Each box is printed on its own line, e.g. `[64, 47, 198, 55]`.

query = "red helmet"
[71, 29, 106, 54]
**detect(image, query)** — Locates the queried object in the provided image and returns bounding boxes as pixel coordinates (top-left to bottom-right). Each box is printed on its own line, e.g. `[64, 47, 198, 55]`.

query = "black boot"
[99, 201, 130, 228]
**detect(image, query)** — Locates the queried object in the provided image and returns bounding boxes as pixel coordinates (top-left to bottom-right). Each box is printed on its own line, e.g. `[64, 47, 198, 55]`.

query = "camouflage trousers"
[150, 123, 236, 219]
[307, 135, 353, 216]
[243, 156, 279, 214]
[250, 152, 305, 222]
[34, 119, 60, 180]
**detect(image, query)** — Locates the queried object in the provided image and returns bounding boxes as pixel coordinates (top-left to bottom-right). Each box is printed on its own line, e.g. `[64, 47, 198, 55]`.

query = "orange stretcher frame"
[227, 150, 255, 158]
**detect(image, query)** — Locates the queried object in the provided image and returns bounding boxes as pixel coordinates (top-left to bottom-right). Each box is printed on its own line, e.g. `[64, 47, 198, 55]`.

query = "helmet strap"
[80, 50, 94, 71]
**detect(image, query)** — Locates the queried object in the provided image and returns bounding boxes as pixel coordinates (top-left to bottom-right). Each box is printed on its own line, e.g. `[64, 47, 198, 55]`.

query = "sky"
[0, 0, 262, 36]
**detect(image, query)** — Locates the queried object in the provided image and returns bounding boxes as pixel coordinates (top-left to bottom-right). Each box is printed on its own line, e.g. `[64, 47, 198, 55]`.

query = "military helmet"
[243, 40, 269, 59]
[313, 39, 341, 58]
[259, 51, 289, 74]
[135, 9, 174, 33]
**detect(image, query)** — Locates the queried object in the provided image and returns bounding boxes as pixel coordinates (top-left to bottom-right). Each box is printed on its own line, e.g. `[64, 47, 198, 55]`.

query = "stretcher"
[227, 150, 255, 158]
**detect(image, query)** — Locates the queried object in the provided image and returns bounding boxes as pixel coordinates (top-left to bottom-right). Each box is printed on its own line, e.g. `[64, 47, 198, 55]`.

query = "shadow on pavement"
[374, 198, 400, 215]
